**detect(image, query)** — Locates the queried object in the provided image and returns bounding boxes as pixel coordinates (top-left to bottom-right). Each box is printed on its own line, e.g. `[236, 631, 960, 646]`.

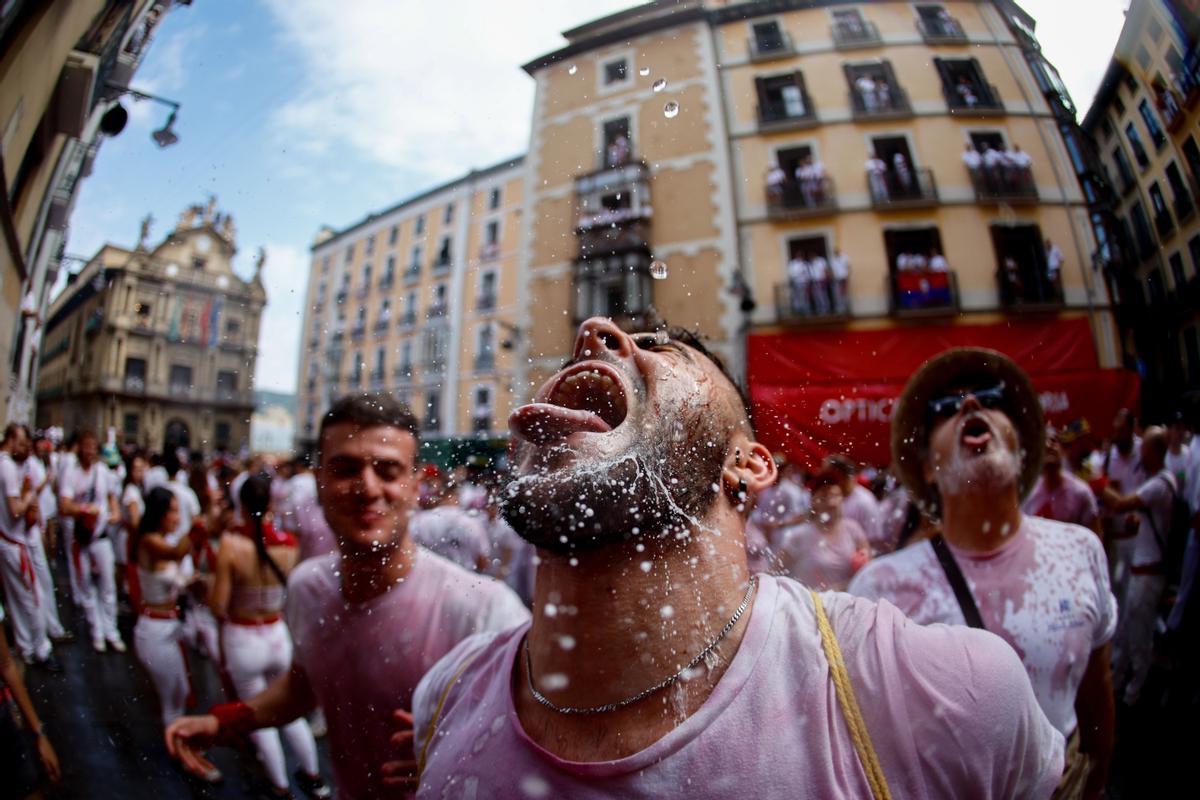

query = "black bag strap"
[930, 534, 986, 630]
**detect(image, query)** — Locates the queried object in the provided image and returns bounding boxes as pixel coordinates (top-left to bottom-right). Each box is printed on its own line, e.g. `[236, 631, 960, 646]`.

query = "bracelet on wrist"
[209, 700, 255, 745]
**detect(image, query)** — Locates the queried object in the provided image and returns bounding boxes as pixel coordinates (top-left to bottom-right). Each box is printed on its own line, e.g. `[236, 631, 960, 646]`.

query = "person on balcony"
[786, 253, 812, 316]
[830, 249, 850, 314]
[983, 143, 1006, 193]
[855, 73, 878, 112]
[797, 156, 826, 208]
[606, 134, 630, 168]
[809, 251, 831, 315]
[955, 76, 979, 108]
[765, 163, 786, 206]
[962, 142, 983, 176]
[1002, 256, 1024, 302]
[1045, 239, 1064, 294]
[876, 77, 893, 109]
[928, 249, 948, 273]
[892, 151, 913, 195]
[865, 150, 888, 199]
[1005, 144, 1033, 189]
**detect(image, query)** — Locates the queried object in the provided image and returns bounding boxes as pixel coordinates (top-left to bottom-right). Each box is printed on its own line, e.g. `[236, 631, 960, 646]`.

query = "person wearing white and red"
[849, 347, 1116, 800]
[0, 424, 57, 668]
[59, 430, 125, 654]
[209, 475, 330, 799]
[777, 469, 870, 591]
[747, 458, 810, 552]
[1100, 427, 1176, 706]
[413, 320, 1062, 800]
[165, 393, 528, 799]
[1023, 428, 1101, 536]
[1094, 409, 1144, 606]
[27, 436, 68, 645]
[825, 454, 885, 553]
[409, 470, 491, 573]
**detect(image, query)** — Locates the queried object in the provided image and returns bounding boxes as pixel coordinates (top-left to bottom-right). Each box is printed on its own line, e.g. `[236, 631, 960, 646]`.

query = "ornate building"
[36, 201, 265, 453]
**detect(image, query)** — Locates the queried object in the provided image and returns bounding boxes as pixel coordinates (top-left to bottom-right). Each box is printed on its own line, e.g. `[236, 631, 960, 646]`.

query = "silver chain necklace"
[524, 576, 759, 715]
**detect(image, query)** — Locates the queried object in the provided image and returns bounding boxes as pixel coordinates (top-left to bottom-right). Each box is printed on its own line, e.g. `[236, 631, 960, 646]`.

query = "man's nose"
[959, 393, 983, 414]
[573, 317, 634, 361]
[354, 465, 384, 496]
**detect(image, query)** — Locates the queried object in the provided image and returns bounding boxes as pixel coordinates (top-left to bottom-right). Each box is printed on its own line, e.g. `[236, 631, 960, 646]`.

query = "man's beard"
[935, 441, 1021, 498]
[500, 405, 728, 556]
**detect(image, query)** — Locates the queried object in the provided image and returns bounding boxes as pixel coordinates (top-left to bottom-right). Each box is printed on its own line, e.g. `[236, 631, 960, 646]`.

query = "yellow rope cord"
[811, 590, 893, 800]
[416, 655, 478, 778]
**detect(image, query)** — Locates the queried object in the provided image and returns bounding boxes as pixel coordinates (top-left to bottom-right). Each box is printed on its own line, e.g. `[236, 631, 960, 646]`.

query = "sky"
[63, 0, 1131, 394]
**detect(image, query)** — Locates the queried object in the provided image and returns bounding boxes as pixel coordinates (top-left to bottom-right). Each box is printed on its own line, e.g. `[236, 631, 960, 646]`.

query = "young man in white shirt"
[58, 430, 124, 653]
[786, 255, 812, 316]
[830, 249, 850, 314]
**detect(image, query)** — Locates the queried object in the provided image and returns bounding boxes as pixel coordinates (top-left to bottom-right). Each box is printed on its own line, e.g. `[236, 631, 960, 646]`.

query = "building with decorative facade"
[1082, 0, 1200, 417]
[295, 157, 525, 453]
[1, 0, 183, 425]
[36, 202, 265, 453]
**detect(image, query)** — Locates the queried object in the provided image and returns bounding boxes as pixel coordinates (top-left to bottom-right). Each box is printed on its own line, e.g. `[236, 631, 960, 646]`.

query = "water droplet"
[650, 260, 668, 279]
[544, 603, 558, 618]
[520, 775, 551, 798]
[660, 605, 675, 619]
[639, 66, 650, 76]
[567, 64, 577, 75]
[652, 78, 667, 92]
[542, 673, 569, 691]
[558, 635, 576, 651]
[640, 560, 652, 572]
[663, 100, 679, 118]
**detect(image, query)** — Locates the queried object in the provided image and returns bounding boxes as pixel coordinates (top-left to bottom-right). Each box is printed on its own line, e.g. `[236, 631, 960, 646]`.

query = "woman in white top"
[211, 476, 330, 799]
[131, 487, 214, 776]
[778, 469, 871, 591]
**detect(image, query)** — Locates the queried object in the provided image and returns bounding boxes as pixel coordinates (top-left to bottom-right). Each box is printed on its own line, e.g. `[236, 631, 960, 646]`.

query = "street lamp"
[102, 83, 183, 148]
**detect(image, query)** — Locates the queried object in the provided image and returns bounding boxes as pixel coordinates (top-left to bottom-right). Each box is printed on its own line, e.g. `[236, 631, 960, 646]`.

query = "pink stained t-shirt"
[409, 506, 491, 573]
[286, 549, 530, 800]
[414, 574, 1064, 799]
[1022, 471, 1100, 531]
[848, 515, 1117, 737]
[285, 497, 339, 563]
[777, 518, 868, 591]
[842, 484, 885, 551]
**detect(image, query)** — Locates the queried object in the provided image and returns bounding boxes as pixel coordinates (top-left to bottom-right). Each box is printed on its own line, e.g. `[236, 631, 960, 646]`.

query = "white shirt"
[830, 253, 850, 281]
[1045, 245, 1064, 271]
[962, 149, 983, 169]
[929, 254, 949, 272]
[409, 506, 492, 572]
[766, 167, 786, 186]
[808, 256, 828, 281]
[1134, 470, 1178, 567]
[1009, 149, 1033, 169]
[59, 460, 116, 532]
[787, 258, 811, 283]
[983, 147, 1006, 168]
[0, 452, 29, 542]
[865, 157, 886, 174]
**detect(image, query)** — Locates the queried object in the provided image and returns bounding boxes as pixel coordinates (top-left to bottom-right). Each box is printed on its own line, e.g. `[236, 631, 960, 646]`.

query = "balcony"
[774, 282, 850, 325]
[867, 167, 939, 209]
[476, 293, 497, 312]
[849, 86, 912, 120]
[944, 82, 1003, 116]
[766, 177, 838, 220]
[313, 300, 325, 314]
[350, 323, 365, 340]
[889, 270, 959, 317]
[968, 165, 1038, 204]
[1154, 209, 1175, 239]
[997, 266, 1063, 312]
[474, 352, 496, 372]
[335, 289, 348, 304]
[748, 29, 793, 62]
[398, 311, 416, 328]
[397, 363, 414, 379]
[356, 284, 370, 299]
[1174, 193, 1196, 224]
[308, 336, 319, 350]
[369, 370, 385, 389]
[832, 19, 881, 49]
[123, 375, 146, 394]
[575, 204, 653, 234]
[427, 303, 447, 319]
[380, 274, 394, 291]
[757, 97, 817, 132]
[917, 16, 967, 44]
[422, 357, 446, 374]
[168, 382, 194, 398]
[479, 243, 500, 262]
[432, 257, 451, 276]
[374, 319, 390, 335]
[404, 264, 421, 283]
[331, 328, 345, 344]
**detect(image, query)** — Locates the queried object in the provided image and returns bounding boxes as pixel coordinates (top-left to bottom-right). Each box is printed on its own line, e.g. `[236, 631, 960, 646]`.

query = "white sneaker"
[92, 638, 106, 653]
[107, 637, 126, 653]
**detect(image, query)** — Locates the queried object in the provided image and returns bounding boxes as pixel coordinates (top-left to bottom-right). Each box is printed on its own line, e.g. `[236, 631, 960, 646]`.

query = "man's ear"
[722, 436, 777, 501]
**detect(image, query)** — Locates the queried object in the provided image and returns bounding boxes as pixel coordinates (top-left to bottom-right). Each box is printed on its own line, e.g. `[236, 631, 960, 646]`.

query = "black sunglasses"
[927, 381, 1007, 420]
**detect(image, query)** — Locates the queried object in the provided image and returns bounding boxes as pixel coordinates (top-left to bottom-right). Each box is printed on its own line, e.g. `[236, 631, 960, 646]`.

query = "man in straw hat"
[849, 347, 1116, 800]
[411, 319, 1063, 799]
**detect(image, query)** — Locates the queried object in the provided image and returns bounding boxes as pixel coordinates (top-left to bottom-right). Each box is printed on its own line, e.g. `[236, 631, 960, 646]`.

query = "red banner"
[748, 319, 1139, 469]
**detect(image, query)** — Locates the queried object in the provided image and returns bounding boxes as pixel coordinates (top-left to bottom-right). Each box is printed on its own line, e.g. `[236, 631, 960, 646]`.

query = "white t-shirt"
[1133, 470, 1179, 567]
[809, 256, 828, 281]
[962, 149, 983, 169]
[1166, 444, 1190, 491]
[59, 460, 116, 532]
[409, 506, 491, 573]
[842, 483, 884, 549]
[415, 574, 1063, 799]
[849, 515, 1117, 737]
[287, 550, 529, 800]
[122, 484, 145, 527]
[21, 457, 47, 534]
[830, 253, 850, 281]
[778, 518, 868, 591]
[787, 258, 811, 283]
[0, 452, 29, 543]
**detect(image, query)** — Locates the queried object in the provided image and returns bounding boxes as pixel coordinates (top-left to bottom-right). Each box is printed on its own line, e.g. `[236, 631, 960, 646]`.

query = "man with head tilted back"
[412, 318, 1064, 799]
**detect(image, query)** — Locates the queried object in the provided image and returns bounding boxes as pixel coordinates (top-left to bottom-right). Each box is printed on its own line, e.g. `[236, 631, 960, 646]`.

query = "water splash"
[663, 101, 679, 118]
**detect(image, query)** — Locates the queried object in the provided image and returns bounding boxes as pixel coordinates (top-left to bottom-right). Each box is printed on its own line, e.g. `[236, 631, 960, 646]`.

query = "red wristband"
[210, 701, 255, 744]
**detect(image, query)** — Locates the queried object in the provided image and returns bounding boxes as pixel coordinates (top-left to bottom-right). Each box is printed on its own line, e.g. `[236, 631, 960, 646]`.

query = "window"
[1113, 94, 1126, 117]
[603, 58, 628, 85]
[409, 245, 423, 277]
[372, 347, 385, 381]
[916, 5, 963, 39]
[473, 387, 492, 433]
[1125, 122, 1149, 169]
[361, 263, 372, 291]
[377, 298, 391, 328]
[169, 364, 193, 392]
[1148, 16, 1163, 42]
[424, 390, 441, 432]
[1136, 44, 1152, 71]
[488, 188, 501, 209]
[751, 20, 787, 55]
[782, 235, 834, 319]
[444, 203, 454, 224]
[755, 72, 812, 123]
[124, 357, 147, 391]
[1129, 202, 1156, 259]
[388, 225, 398, 245]
[1099, 118, 1114, 140]
[214, 422, 232, 451]
[134, 301, 152, 321]
[883, 227, 954, 311]
[350, 351, 364, 384]
[602, 117, 632, 168]
[478, 271, 497, 309]
[476, 324, 495, 370]
[832, 9, 877, 46]
[573, 253, 653, 323]
[403, 291, 416, 323]
[434, 236, 451, 268]
[225, 318, 241, 336]
[422, 325, 447, 370]
[1149, 182, 1174, 236]
[122, 413, 139, 439]
[344, 245, 354, 264]
[1138, 99, 1166, 148]
[366, 234, 375, 255]
[934, 58, 1000, 110]
[485, 220, 499, 245]
[1184, 137, 1200, 186]
[1191, 234, 1200, 275]
[216, 371, 237, 399]
[383, 255, 396, 285]
[1147, 268, 1167, 304]
[1112, 146, 1136, 191]
[1165, 162, 1195, 219]
[430, 283, 448, 316]
[415, 214, 425, 235]
[321, 256, 330, 275]
[845, 61, 908, 115]
[991, 224, 1058, 305]
[398, 340, 413, 376]
[1170, 252, 1186, 290]
[868, 135, 933, 203]
[191, 257, 205, 270]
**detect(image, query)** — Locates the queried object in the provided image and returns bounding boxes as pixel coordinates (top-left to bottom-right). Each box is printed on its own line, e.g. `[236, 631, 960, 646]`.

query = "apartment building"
[1082, 0, 1200, 416]
[295, 157, 524, 454]
[36, 202, 265, 452]
[517, 0, 1131, 466]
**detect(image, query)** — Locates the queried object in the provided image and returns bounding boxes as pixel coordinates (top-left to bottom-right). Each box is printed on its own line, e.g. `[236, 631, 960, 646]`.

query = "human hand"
[36, 732, 61, 782]
[380, 708, 417, 792]
[164, 714, 222, 782]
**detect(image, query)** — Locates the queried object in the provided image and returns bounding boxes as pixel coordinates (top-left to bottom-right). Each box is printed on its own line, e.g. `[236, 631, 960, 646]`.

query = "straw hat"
[890, 347, 1044, 515]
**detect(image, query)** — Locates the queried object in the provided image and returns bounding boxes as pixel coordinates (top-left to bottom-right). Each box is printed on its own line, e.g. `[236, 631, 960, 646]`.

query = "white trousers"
[76, 536, 119, 643]
[134, 615, 190, 726]
[0, 535, 51, 661]
[183, 604, 220, 659]
[222, 620, 320, 790]
[1112, 572, 1166, 705]
[31, 532, 66, 638]
[62, 519, 86, 605]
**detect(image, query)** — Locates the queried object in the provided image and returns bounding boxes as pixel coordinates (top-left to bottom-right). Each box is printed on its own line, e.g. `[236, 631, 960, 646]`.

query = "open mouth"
[960, 415, 993, 452]
[509, 363, 629, 445]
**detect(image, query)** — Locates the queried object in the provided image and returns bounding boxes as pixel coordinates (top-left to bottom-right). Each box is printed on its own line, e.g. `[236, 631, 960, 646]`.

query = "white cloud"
[1019, 0, 1130, 116]
[254, 242, 309, 392]
[261, 0, 630, 182]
